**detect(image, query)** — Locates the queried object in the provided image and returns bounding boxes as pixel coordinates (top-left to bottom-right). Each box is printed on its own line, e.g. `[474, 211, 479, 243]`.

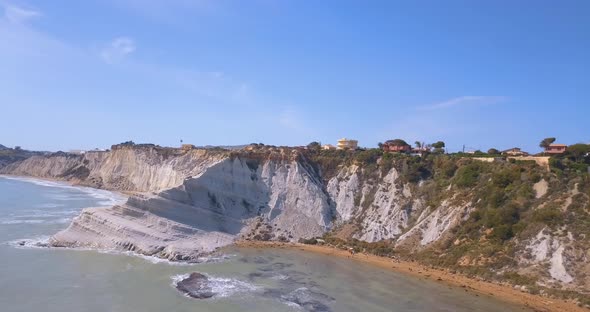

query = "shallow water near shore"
[0, 176, 532, 312]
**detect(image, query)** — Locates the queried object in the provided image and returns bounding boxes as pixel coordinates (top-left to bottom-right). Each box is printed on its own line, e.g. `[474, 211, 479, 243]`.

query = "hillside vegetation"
[302, 147, 590, 306]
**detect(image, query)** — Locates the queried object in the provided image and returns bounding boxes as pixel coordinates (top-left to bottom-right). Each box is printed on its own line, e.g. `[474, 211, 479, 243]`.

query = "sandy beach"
[234, 240, 586, 312]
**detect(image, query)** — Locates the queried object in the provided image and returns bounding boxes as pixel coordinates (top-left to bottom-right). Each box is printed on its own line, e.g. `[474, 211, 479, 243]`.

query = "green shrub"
[516, 184, 535, 199]
[549, 157, 564, 171]
[502, 272, 537, 286]
[380, 153, 395, 175]
[567, 162, 588, 173]
[433, 156, 458, 179]
[492, 224, 514, 241]
[533, 207, 564, 226]
[298, 238, 318, 245]
[454, 163, 482, 188]
[485, 187, 506, 208]
[492, 168, 520, 188]
[402, 163, 430, 183]
[354, 149, 382, 165]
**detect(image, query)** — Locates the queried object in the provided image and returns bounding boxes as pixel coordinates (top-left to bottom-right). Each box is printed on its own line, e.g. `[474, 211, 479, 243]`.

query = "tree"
[415, 141, 422, 148]
[487, 148, 500, 155]
[385, 139, 409, 146]
[431, 141, 445, 149]
[539, 137, 556, 149]
[567, 144, 590, 162]
[430, 141, 445, 154]
[307, 141, 321, 151]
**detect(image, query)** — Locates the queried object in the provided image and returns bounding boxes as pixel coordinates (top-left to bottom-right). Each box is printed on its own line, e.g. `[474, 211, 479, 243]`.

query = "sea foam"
[171, 273, 258, 298]
[6, 236, 51, 248]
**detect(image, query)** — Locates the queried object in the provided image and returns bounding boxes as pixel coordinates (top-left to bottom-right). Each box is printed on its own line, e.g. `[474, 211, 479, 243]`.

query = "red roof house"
[545, 144, 567, 154]
[382, 140, 411, 153]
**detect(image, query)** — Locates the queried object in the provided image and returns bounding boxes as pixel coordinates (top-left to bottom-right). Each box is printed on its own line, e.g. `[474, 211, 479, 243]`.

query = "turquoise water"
[0, 176, 531, 312]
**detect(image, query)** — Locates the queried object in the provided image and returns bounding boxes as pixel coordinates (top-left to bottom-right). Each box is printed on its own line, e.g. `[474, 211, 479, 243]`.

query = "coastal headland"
[1, 142, 589, 309]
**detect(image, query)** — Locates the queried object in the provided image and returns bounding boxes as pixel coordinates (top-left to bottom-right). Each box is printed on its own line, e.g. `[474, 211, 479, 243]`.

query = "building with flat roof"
[337, 138, 358, 150]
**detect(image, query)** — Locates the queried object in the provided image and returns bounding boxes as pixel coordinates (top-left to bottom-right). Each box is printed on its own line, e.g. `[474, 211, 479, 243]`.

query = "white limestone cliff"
[50, 156, 332, 260]
[0, 147, 225, 192]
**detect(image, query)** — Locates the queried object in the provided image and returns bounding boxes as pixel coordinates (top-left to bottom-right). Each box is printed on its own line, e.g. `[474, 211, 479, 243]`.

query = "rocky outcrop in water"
[175, 273, 215, 299]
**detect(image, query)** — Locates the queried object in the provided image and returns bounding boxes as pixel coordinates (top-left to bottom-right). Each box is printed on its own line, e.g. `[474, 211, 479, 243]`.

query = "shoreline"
[0, 174, 131, 201]
[234, 240, 586, 312]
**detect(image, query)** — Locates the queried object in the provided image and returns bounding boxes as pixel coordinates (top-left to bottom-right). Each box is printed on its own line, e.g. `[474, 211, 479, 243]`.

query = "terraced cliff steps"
[50, 153, 333, 260]
[1, 143, 589, 304]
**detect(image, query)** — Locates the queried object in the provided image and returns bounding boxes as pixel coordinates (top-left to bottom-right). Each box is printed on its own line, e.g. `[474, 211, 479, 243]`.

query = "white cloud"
[100, 37, 136, 63]
[420, 96, 506, 110]
[2, 3, 40, 24]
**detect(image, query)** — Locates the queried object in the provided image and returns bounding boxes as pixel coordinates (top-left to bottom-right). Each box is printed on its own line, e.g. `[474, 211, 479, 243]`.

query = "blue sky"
[0, 0, 588, 153]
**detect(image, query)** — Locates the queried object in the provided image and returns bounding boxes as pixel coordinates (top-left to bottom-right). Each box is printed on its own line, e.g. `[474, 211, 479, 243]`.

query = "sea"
[0, 175, 531, 312]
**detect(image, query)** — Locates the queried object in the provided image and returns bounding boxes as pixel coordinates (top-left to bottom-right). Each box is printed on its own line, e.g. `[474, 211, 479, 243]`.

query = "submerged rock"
[248, 272, 271, 280]
[13, 239, 49, 248]
[175, 273, 215, 299]
[238, 256, 273, 264]
[258, 262, 294, 272]
[282, 287, 335, 312]
[263, 287, 334, 312]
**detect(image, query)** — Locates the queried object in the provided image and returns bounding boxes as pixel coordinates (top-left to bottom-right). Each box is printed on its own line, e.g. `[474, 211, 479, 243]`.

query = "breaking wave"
[98, 250, 233, 266]
[2, 176, 127, 206]
[0, 208, 81, 226]
[6, 235, 233, 267]
[0, 218, 72, 225]
[35, 203, 65, 208]
[6, 236, 51, 248]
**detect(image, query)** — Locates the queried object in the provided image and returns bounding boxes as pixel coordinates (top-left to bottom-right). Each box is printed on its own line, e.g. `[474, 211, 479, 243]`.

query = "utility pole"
[462, 144, 465, 153]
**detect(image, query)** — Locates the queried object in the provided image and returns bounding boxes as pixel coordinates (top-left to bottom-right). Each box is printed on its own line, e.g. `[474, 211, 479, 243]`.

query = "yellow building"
[337, 138, 358, 150]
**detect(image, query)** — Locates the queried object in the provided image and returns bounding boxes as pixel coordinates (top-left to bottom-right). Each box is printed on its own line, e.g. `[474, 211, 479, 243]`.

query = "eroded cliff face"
[0, 147, 226, 192]
[50, 155, 333, 260]
[325, 164, 472, 246]
[3, 145, 590, 295]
